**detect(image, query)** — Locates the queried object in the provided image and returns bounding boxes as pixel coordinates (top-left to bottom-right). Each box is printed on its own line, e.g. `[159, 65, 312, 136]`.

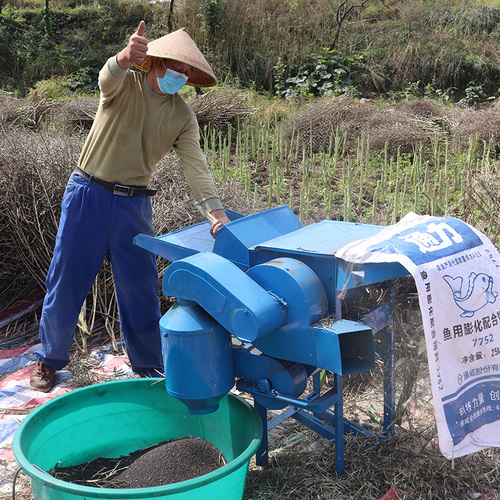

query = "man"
[30, 22, 230, 392]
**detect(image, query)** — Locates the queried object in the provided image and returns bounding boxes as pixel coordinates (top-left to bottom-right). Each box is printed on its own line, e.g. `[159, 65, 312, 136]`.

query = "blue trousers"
[36, 173, 163, 376]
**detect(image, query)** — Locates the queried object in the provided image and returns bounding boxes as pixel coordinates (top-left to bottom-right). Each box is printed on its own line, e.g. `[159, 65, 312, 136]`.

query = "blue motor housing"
[160, 299, 235, 414]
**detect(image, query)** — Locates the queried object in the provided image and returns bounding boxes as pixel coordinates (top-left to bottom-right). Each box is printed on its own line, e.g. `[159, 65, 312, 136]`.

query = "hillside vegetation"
[1, 0, 500, 100]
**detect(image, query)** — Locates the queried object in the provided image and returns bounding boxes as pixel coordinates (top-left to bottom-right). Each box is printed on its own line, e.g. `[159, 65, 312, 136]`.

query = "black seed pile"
[115, 436, 226, 488]
[50, 436, 226, 489]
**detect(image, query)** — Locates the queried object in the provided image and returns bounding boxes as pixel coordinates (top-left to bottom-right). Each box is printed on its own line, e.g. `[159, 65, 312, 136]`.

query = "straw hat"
[132, 28, 217, 87]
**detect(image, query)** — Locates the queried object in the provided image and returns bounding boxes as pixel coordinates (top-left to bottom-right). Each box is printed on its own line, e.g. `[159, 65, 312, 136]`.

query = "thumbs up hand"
[117, 21, 148, 69]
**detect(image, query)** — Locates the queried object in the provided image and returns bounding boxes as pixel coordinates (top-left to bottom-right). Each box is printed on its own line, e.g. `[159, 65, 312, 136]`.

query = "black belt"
[75, 167, 157, 197]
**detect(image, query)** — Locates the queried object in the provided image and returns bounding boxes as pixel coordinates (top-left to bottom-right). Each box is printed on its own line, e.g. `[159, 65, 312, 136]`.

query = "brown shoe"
[30, 361, 56, 392]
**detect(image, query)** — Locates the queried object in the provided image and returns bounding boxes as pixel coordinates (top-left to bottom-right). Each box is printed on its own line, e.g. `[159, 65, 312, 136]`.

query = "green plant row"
[201, 120, 500, 246]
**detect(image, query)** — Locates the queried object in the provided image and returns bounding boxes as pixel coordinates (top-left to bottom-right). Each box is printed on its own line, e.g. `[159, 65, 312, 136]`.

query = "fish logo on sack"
[443, 272, 498, 318]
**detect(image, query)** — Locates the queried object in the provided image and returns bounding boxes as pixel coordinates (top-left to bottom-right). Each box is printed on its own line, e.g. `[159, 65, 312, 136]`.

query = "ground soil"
[49, 436, 226, 489]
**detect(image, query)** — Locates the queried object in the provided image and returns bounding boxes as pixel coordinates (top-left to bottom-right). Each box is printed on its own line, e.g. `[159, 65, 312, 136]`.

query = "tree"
[44, 0, 53, 38]
[330, 0, 387, 50]
[167, 0, 175, 33]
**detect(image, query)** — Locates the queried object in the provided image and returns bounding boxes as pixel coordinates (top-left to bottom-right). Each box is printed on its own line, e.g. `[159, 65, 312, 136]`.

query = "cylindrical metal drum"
[160, 299, 235, 414]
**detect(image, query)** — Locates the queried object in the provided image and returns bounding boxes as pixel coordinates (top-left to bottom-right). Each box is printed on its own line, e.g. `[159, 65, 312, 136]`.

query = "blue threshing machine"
[134, 206, 410, 474]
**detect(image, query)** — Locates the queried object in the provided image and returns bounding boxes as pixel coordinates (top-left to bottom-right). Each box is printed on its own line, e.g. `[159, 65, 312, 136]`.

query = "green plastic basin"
[13, 378, 262, 500]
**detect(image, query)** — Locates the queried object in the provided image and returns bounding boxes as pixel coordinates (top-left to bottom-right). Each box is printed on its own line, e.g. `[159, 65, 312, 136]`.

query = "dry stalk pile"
[190, 89, 255, 136]
[282, 94, 500, 156]
[0, 128, 82, 296]
[282, 94, 443, 155]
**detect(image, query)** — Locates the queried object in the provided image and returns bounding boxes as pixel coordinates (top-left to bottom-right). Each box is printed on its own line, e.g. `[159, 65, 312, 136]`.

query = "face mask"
[156, 66, 189, 95]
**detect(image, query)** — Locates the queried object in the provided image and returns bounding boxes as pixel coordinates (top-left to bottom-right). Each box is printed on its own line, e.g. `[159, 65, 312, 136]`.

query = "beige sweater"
[78, 56, 222, 212]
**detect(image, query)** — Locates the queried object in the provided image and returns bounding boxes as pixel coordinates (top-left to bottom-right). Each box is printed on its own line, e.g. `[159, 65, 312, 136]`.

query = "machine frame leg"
[251, 284, 397, 474]
[382, 324, 396, 435]
[254, 400, 269, 466]
[253, 372, 346, 474]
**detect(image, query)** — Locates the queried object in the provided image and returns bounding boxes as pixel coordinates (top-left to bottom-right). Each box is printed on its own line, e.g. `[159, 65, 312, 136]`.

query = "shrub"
[275, 48, 362, 99]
